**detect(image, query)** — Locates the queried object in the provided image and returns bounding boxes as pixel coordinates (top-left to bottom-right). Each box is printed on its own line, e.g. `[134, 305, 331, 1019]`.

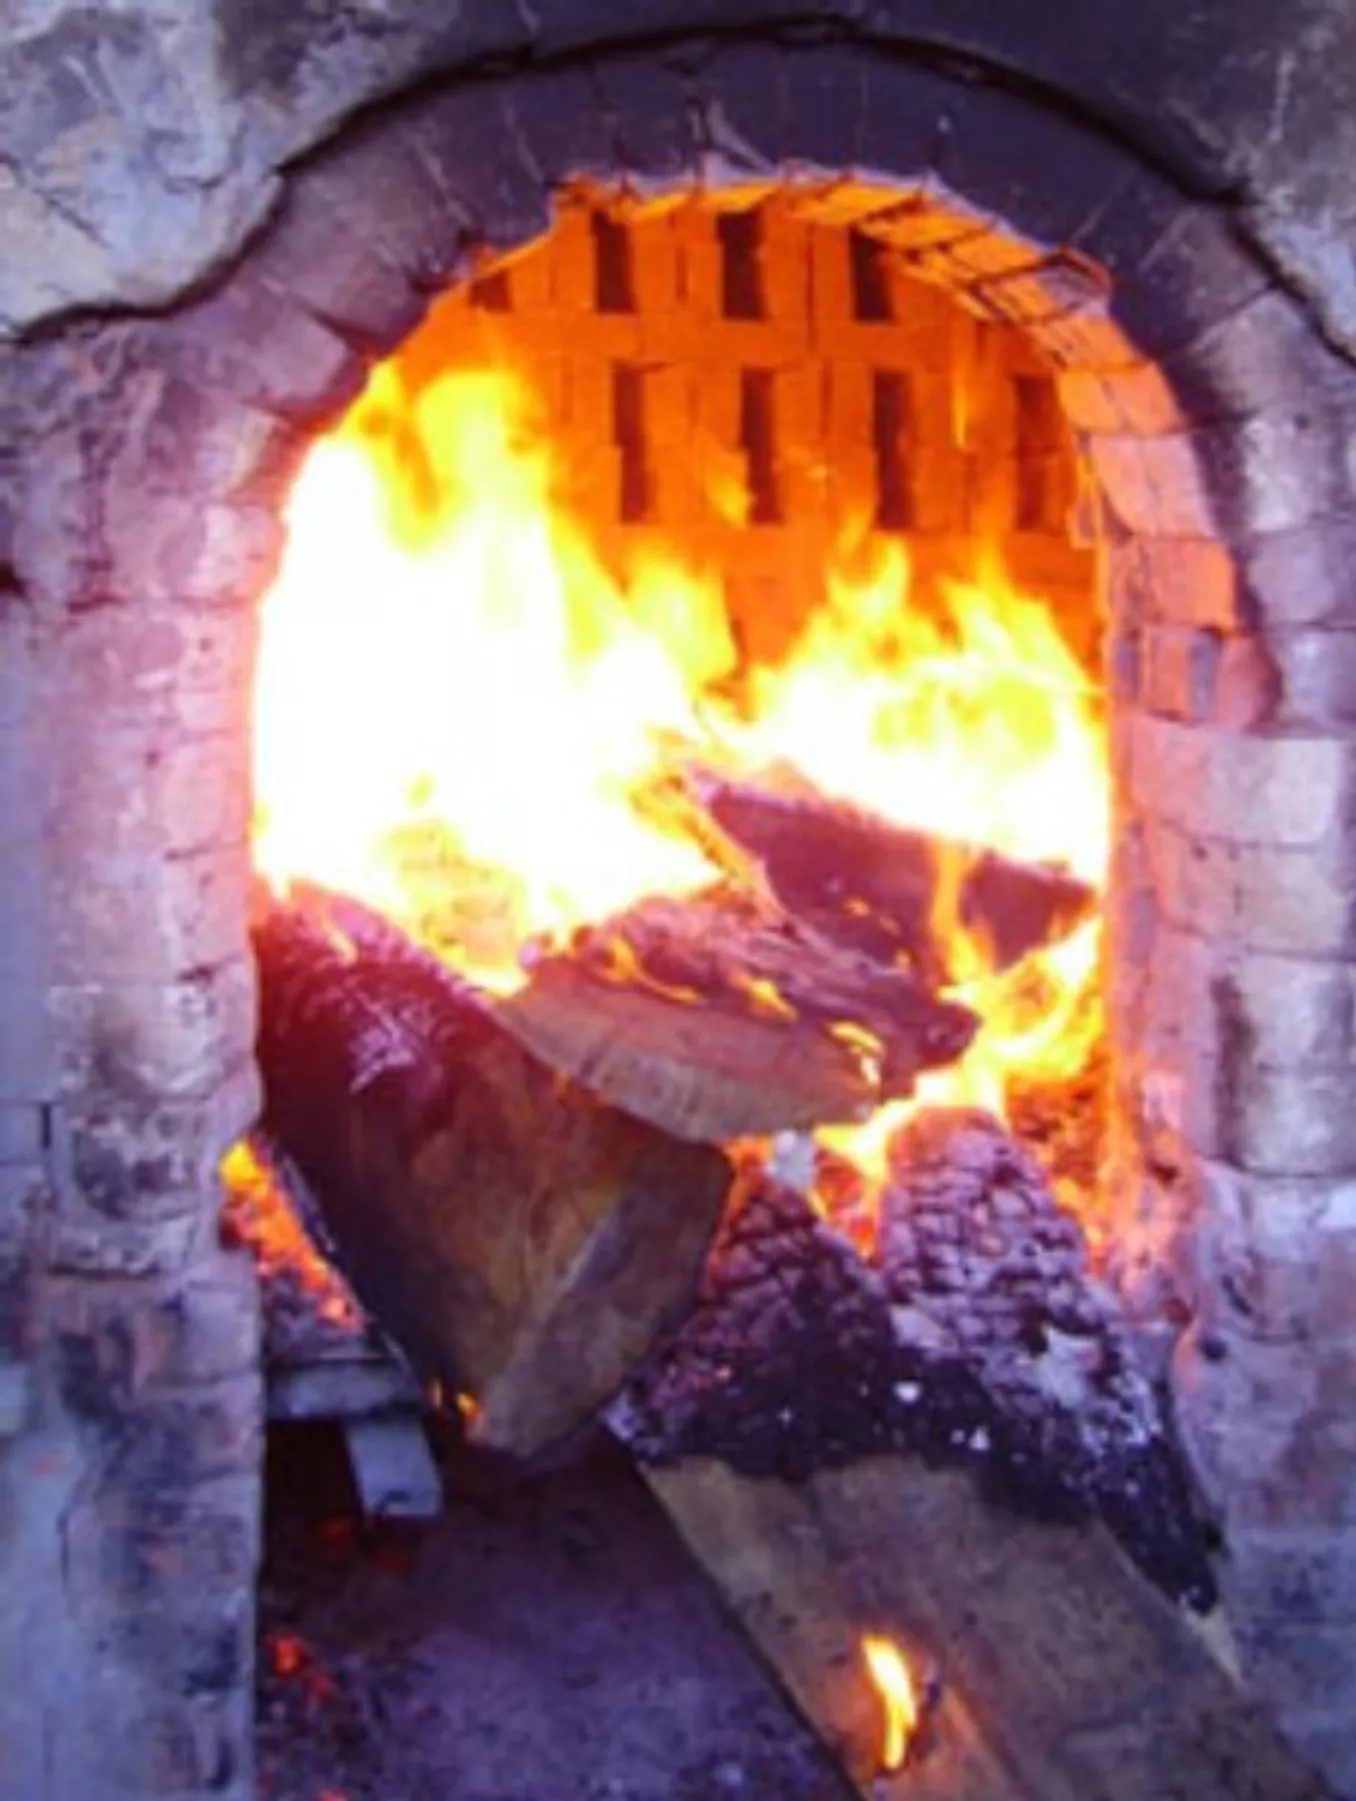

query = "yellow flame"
[862, 1634, 920, 1772]
[252, 354, 1106, 1163]
[253, 365, 731, 992]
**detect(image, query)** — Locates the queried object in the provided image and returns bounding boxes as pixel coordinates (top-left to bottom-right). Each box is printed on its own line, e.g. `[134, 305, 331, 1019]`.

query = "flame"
[253, 365, 731, 992]
[862, 1634, 921, 1772]
[221, 1140, 359, 1329]
[251, 351, 1106, 1172]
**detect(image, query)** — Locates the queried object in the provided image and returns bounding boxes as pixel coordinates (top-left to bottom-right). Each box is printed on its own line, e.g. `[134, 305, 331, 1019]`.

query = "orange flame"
[862, 1634, 921, 1772]
[221, 1141, 359, 1329]
[252, 356, 1105, 1160]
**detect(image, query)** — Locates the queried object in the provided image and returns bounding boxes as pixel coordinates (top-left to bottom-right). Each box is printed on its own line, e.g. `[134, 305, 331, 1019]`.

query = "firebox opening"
[204, 166, 1328, 1801]
[237, 179, 1107, 1228]
[232, 181, 1117, 1411]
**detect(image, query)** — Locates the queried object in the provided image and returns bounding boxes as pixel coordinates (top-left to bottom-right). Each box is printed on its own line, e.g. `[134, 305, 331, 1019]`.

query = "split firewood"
[284, 876, 977, 1142]
[646, 762, 1095, 984]
[493, 883, 978, 1142]
[612, 1166, 1327, 1801]
[252, 891, 732, 1459]
[635, 1456, 1325, 1801]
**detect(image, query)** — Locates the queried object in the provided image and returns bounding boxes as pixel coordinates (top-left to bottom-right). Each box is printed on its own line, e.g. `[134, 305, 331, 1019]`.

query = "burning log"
[612, 1162, 1328, 1800]
[657, 765, 1095, 984]
[494, 885, 978, 1142]
[252, 893, 732, 1459]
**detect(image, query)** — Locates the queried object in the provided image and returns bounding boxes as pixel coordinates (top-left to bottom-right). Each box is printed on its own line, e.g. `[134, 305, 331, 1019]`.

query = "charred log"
[496, 885, 977, 1142]
[667, 767, 1095, 983]
[614, 1165, 1326, 1800]
[876, 1106, 1211, 1607]
[612, 1147, 1214, 1609]
[253, 893, 732, 1459]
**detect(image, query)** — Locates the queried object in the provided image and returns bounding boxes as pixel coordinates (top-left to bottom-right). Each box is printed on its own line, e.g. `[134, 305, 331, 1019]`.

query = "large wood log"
[252, 893, 732, 1460]
[612, 1161, 1326, 1800]
[655, 764, 1095, 984]
[496, 884, 978, 1142]
[636, 1456, 1326, 1801]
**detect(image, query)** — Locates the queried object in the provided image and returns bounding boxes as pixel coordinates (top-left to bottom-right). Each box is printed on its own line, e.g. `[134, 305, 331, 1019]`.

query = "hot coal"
[614, 1132, 1217, 1613]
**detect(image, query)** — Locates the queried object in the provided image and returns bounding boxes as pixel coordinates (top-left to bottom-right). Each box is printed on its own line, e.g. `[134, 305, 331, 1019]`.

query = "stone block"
[1130, 713, 1352, 848]
[1058, 362, 1188, 436]
[1186, 1059, 1356, 1176]
[1224, 1527, 1356, 1628]
[1087, 430, 1217, 536]
[60, 602, 258, 740]
[1140, 622, 1220, 722]
[301, 105, 474, 297]
[1230, 948, 1356, 1066]
[1195, 404, 1356, 538]
[251, 190, 429, 355]
[1272, 1712, 1356, 1801]
[0, 1102, 44, 1165]
[1212, 634, 1281, 729]
[48, 841, 250, 983]
[1270, 627, 1356, 727]
[52, 1257, 258, 1411]
[61, 1081, 257, 1226]
[586, 50, 699, 193]
[1075, 188, 1273, 363]
[1160, 285, 1356, 426]
[1172, 1324, 1356, 1531]
[1146, 819, 1356, 955]
[0, 1696, 46, 1801]
[0, 971, 50, 1102]
[501, 62, 619, 190]
[104, 368, 289, 515]
[1189, 1157, 1356, 1342]
[1229, 1615, 1356, 1718]
[405, 80, 553, 257]
[49, 725, 249, 861]
[0, 719, 44, 850]
[0, 1359, 31, 1434]
[152, 500, 288, 609]
[49, 958, 256, 1103]
[1241, 512, 1356, 630]
[780, 43, 870, 176]
[86, 1693, 249, 1799]
[1107, 533, 1242, 632]
[47, 1212, 197, 1278]
[156, 277, 362, 427]
[904, 74, 1132, 253]
[0, 597, 38, 734]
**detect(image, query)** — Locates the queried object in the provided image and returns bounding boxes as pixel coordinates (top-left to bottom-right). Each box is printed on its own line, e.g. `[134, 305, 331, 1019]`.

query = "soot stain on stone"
[1210, 971, 1254, 1166]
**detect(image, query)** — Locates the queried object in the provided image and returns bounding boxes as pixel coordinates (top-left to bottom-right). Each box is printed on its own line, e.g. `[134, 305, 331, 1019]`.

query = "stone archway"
[4, 26, 1356, 1798]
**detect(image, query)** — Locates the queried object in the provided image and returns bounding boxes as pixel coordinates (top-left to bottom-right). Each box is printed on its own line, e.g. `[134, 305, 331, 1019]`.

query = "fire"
[221, 1140, 359, 1329]
[253, 364, 730, 992]
[252, 353, 1105, 1139]
[861, 1634, 921, 1772]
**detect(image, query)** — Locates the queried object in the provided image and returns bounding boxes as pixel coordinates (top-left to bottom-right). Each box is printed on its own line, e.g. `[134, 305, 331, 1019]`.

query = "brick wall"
[393, 192, 1095, 657]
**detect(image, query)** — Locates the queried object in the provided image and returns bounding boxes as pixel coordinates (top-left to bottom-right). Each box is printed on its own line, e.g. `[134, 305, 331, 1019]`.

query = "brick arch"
[17, 31, 1356, 1797]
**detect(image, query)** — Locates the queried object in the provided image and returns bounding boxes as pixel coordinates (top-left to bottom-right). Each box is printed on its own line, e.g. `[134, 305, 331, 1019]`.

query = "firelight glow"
[252, 359, 1106, 1135]
[861, 1634, 921, 1772]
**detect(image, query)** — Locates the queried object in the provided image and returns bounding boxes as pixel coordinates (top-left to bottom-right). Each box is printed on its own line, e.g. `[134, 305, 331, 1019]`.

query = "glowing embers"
[221, 1138, 360, 1341]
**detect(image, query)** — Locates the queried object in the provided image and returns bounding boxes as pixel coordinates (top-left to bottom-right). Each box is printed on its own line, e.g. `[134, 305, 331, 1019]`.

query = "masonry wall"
[409, 196, 1092, 644]
[4, 16, 1356, 1797]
